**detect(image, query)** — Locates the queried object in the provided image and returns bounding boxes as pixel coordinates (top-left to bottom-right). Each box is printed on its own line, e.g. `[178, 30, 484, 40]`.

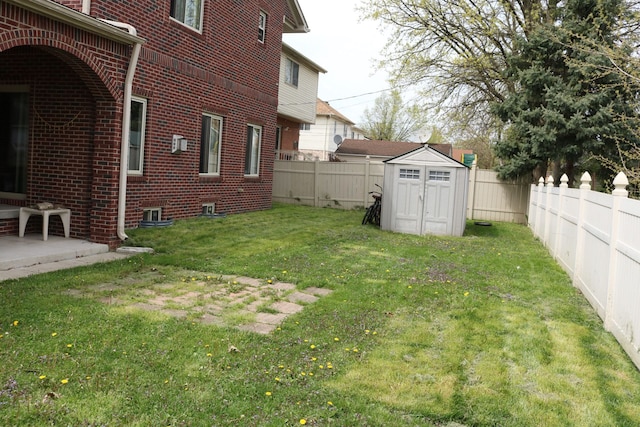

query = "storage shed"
[381, 145, 469, 236]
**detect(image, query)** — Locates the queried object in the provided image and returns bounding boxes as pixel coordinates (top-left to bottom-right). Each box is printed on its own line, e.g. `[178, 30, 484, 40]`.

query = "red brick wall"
[1, 1, 288, 245]
[90, 0, 286, 225]
[277, 117, 302, 151]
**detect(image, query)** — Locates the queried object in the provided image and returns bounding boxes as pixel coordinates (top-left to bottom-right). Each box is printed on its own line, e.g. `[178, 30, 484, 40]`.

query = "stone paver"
[287, 291, 318, 304]
[71, 273, 334, 335]
[255, 312, 288, 325]
[270, 301, 304, 314]
[304, 287, 333, 296]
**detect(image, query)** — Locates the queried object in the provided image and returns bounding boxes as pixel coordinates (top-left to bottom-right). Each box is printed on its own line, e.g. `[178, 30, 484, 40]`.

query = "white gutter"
[100, 20, 142, 241]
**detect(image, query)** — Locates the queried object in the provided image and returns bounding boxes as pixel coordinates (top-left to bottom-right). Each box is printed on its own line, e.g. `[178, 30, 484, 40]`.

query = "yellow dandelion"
[319, 365, 324, 369]
[334, 337, 340, 341]
[12, 320, 18, 326]
[267, 279, 273, 284]
[191, 277, 196, 281]
[300, 419, 307, 425]
[207, 353, 212, 357]
[311, 357, 317, 361]
[60, 378, 69, 384]
[282, 270, 287, 274]
[327, 401, 333, 406]
[372, 331, 377, 335]
[86, 376, 91, 380]
[310, 344, 316, 349]
[365, 330, 370, 334]
[164, 380, 169, 384]
[265, 391, 272, 396]
[464, 292, 469, 297]
[39, 375, 46, 380]
[408, 285, 412, 289]
[67, 344, 73, 348]
[309, 372, 314, 376]
[353, 348, 359, 353]
[51, 332, 57, 337]
[275, 377, 281, 382]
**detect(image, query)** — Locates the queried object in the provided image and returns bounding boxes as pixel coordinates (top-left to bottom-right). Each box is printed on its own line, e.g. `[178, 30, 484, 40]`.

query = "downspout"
[82, 0, 90, 14]
[100, 20, 142, 241]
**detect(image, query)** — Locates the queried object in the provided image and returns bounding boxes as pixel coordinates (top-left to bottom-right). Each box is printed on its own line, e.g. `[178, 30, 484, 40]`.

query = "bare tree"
[360, 89, 427, 141]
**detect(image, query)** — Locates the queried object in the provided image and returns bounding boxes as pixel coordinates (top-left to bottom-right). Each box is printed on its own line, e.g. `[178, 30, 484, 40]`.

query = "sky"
[282, 0, 391, 127]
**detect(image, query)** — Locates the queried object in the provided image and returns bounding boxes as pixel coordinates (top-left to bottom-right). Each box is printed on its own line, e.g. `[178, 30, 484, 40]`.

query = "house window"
[343, 124, 348, 137]
[399, 168, 420, 180]
[170, 0, 203, 31]
[143, 207, 162, 222]
[0, 90, 29, 196]
[284, 58, 299, 87]
[200, 113, 223, 175]
[202, 203, 215, 215]
[128, 97, 146, 175]
[300, 123, 310, 131]
[258, 11, 267, 43]
[245, 124, 262, 176]
[428, 170, 451, 181]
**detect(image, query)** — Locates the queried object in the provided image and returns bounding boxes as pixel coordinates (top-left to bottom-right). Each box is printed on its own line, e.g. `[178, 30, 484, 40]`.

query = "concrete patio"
[0, 235, 130, 281]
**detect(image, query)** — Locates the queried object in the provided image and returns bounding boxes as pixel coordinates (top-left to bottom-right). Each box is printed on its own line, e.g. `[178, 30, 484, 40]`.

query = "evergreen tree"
[492, 0, 639, 184]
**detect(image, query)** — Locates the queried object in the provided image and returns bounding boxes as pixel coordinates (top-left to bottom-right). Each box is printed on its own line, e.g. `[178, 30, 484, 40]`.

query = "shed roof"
[384, 145, 468, 168]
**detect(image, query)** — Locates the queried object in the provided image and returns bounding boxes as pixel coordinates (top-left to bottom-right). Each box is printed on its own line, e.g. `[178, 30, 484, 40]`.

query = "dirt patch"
[65, 270, 332, 334]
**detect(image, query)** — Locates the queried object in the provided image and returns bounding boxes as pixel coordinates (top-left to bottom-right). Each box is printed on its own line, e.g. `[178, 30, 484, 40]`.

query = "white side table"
[19, 207, 71, 241]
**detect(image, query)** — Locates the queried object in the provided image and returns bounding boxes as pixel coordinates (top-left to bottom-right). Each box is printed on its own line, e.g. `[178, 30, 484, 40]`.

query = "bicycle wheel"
[362, 205, 374, 225]
[372, 203, 381, 226]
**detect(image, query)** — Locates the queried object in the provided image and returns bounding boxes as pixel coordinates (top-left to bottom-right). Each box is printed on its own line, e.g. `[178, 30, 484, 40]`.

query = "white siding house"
[277, 44, 326, 159]
[298, 99, 367, 161]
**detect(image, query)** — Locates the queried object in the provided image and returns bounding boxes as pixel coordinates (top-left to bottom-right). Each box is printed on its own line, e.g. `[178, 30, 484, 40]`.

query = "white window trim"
[143, 207, 162, 222]
[169, 0, 204, 33]
[284, 58, 299, 88]
[258, 11, 267, 43]
[202, 203, 216, 215]
[199, 113, 223, 176]
[128, 96, 147, 176]
[245, 124, 262, 177]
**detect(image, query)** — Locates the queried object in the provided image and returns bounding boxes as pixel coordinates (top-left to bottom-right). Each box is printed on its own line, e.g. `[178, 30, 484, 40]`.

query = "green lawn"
[2, 203, 640, 426]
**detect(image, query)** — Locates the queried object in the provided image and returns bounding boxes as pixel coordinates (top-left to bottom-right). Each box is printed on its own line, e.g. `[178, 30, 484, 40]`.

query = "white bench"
[19, 207, 71, 241]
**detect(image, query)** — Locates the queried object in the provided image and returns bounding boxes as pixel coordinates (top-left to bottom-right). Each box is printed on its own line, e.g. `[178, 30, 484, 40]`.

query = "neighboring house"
[335, 140, 475, 165]
[276, 43, 326, 160]
[0, 0, 308, 248]
[298, 99, 367, 161]
[335, 139, 424, 162]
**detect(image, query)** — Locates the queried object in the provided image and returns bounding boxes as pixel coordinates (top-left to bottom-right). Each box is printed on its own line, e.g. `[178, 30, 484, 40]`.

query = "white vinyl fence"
[529, 172, 640, 370]
[273, 159, 530, 223]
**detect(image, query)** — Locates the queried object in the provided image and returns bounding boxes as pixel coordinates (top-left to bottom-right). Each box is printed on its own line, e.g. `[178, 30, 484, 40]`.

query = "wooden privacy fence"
[529, 172, 640, 371]
[272, 159, 530, 223]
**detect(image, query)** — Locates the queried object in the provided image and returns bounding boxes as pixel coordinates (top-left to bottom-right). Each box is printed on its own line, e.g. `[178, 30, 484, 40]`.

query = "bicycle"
[362, 184, 382, 226]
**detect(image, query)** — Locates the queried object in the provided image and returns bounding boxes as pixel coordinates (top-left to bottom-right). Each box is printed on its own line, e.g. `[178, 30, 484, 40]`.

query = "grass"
[2, 203, 640, 426]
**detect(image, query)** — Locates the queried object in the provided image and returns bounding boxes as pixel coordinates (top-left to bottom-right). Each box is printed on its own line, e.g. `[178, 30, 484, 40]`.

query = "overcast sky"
[283, 0, 391, 127]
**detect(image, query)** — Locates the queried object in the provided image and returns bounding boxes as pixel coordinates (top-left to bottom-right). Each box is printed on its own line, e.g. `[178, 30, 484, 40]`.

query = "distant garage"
[381, 145, 470, 236]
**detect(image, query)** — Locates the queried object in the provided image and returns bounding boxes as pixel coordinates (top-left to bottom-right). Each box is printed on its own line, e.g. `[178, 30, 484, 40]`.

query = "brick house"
[0, 0, 308, 248]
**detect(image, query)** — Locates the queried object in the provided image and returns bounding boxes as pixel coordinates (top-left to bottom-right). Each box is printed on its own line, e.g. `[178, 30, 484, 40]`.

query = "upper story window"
[200, 113, 223, 175]
[300, 123, 310, 131]
[128, 97, 147, 175]
[258, 11, 267, 43]
[170, 0, 203, 31]
[284, 58, 299, 87]
[245, 124, 262, 177]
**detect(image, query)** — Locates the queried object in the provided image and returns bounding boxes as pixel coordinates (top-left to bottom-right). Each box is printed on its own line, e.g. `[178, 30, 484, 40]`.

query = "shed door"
[422, 169, 454, 235]
[392, 166, 424, 234]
